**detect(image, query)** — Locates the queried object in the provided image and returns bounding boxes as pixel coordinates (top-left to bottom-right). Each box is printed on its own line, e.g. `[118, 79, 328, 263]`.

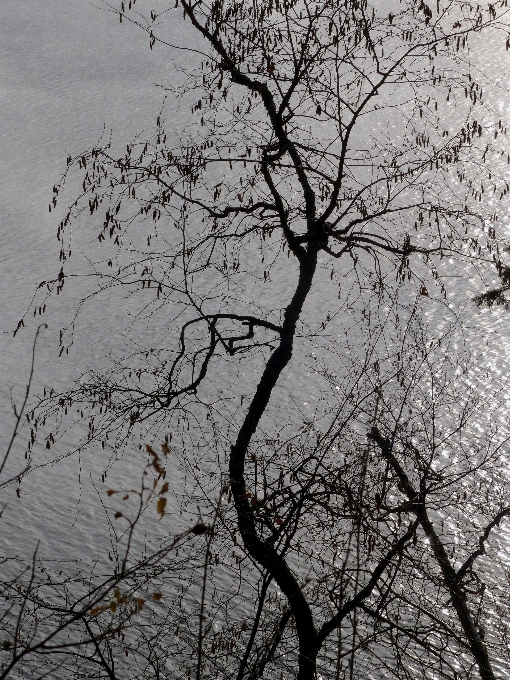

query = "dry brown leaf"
[156, 497, 167, 518]
[89, 605, 107, 617]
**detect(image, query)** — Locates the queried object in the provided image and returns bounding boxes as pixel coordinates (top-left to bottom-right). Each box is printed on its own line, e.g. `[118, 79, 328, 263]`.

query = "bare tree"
[0, 429, 216, 679]
[6, 0, 510, 677]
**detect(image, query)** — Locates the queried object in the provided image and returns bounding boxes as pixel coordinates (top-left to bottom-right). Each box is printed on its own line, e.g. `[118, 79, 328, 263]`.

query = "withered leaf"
[90, 605, 107, 617]
[156, 497, 167, 517]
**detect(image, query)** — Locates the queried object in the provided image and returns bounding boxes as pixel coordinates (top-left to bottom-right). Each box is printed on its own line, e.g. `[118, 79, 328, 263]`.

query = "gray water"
[3, 1, 510, 677]
[0, 0, 198, 554]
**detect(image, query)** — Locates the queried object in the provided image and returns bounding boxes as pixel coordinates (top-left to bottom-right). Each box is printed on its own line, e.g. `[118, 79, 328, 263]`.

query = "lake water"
[3, 1, 510, 677]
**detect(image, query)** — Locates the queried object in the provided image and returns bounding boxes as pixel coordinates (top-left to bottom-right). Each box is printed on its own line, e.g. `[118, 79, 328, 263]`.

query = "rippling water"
[3, 2, 510, 677]
[0, 0, 195, 556]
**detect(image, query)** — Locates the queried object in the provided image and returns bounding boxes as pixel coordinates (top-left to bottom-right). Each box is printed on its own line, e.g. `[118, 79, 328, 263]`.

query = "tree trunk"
[229, 248, 320, 675]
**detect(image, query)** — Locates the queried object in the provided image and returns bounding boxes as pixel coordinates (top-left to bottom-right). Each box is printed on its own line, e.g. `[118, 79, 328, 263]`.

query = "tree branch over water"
[6, 0, 510, 677]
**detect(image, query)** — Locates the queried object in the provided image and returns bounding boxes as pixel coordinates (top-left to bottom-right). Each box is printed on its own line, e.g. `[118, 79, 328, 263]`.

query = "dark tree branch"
[369, 426, 496, 680]
[457, 507, 510, 579]
[317, 520, 417, 644]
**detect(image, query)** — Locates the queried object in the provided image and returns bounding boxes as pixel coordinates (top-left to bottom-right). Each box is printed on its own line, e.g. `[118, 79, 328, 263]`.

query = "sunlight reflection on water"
[3, 3, 510, 676]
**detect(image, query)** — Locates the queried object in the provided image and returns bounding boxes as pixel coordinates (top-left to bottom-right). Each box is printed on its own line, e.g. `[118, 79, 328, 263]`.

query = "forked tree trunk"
[370, 427, 496, 680]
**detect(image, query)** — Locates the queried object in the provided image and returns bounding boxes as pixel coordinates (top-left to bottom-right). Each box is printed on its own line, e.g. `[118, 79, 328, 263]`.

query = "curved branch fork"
[159, 314, 282, 407]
